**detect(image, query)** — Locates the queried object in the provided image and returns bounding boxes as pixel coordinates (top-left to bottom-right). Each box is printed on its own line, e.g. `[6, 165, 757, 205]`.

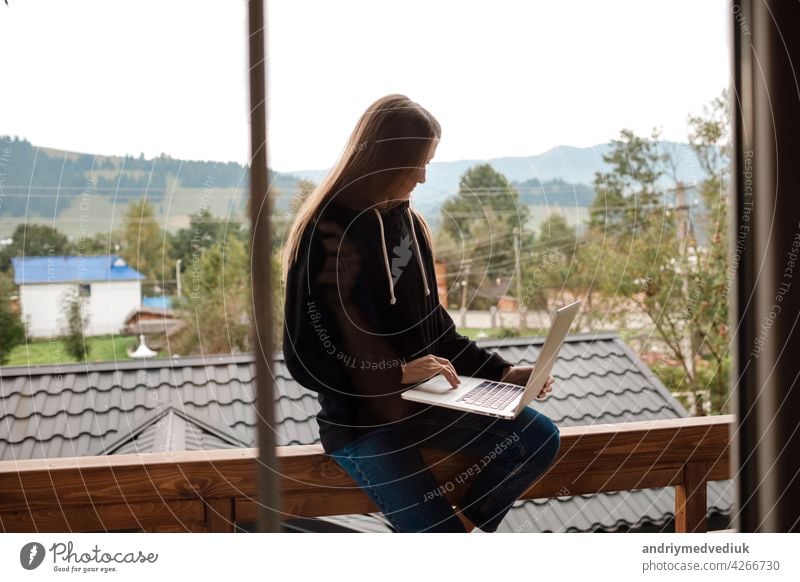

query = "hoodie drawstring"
[373, 208, 397, 305]
[407, 207, 432, 299]
[372, 206, 431, 306]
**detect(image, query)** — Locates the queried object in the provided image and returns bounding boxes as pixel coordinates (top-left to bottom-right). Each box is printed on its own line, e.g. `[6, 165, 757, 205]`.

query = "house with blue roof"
[11, 255, 144, 338]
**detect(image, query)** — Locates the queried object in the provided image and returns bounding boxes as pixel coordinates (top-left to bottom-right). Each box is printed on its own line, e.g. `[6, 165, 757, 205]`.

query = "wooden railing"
[0, 415, 733, 533]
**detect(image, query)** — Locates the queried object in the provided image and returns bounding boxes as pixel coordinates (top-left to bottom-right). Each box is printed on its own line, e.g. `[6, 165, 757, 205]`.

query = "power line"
[0, 181, 703, 196]
[435, 219, 666, 276]
[435, 182, 701, 194]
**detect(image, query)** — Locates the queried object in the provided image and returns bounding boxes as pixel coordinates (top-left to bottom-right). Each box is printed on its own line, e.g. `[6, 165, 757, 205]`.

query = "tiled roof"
[0, 332, 732, 532]
[11, 255, 144, 284]
[102, 406, 250, 455]
[142, 295, 174, 309]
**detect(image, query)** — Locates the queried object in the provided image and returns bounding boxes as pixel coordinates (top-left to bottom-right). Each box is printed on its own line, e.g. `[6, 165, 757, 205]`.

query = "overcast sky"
[0, 0, 730, 173]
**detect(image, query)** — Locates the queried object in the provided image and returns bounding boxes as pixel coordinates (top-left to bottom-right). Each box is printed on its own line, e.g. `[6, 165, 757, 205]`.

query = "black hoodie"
[282, 198, 514, 453]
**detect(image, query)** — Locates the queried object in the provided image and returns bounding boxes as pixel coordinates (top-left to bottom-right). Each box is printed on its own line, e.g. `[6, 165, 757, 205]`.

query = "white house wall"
[86, 280, 141, 336]
[19, 283, 75, 338]
[19, 280, 142, 338]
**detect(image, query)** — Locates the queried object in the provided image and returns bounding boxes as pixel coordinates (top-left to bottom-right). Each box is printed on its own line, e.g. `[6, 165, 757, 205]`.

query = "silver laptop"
[401, 300, 581, 419]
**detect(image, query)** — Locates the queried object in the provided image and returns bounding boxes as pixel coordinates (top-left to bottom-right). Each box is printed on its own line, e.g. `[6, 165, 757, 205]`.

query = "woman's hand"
[401, 355, 460, 388]
[500, 365, 555, 399]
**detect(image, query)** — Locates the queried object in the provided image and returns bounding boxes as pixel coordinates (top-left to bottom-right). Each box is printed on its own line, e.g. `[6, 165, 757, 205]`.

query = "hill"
[0, 137, 704, 239]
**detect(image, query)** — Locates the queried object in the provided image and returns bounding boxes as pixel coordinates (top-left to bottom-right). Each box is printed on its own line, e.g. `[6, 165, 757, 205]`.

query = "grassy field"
[459, 327, 550, 340]
[4, 335, 170, 367]
[3, 328, 548, 368]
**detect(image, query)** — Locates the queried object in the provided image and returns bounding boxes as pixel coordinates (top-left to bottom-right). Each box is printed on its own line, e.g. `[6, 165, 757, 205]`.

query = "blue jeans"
[327, 405, 561, 532]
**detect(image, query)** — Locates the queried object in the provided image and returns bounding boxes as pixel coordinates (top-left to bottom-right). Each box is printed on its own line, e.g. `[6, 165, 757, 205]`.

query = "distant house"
[434, 260, 448, 308]
[497, 295, 519, 311]
[11, 255, 144, 338]
[123, 306, 185, 338]
[0, 333, 732, 532]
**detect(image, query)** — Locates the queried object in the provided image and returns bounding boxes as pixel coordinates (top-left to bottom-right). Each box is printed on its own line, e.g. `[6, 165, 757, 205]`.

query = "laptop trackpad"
[415, 375, 454, 393]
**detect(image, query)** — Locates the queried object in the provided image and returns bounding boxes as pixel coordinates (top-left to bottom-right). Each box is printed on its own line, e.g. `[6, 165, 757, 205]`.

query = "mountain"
[285, 141, 703, 193]
[284, 141, 704, 225]
[0, 137, 287, 238]
[0, 137, 704, 239]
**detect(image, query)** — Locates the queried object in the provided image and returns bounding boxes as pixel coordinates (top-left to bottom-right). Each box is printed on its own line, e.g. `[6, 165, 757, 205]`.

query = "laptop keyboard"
[456, 380, 524, 410]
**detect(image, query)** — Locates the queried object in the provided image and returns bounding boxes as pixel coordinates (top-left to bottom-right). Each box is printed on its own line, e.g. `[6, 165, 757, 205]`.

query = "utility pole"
[459, 259, 471, 327]
[175, 259, 182, 298]
[460, 259, 471, 310]
[675, 182, 699, 413]
[513, 227, 526, 330]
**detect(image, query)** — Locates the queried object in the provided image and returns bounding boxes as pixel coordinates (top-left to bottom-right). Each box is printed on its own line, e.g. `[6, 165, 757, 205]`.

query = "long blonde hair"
[281, 94, 441, 282]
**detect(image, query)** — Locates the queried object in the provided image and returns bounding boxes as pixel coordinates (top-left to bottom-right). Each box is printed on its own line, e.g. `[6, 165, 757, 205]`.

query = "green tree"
[537, 213, 576, 260]
[272, 179, 314, 249]
[439, 164, 532, 309]
[73, 230, 123, 255]
[271, 248, 284, 349]
[172, 232, 252, 356]
[0, 224, 71, 272]
[590, 128, 666, 232]
[584, 100, 732, 416]
[120, 197, 171, 286]
[59, 289, 90, 361]
[526, 213, 578, 312]
[0, 272, 26, 365]
[588, 131, 701, 400]
[563, 236, 615, 328]
[537, 131, 673, 331]
[587, 128, 673, 307]
[168, 207, 244, 286]
[684, 88, 732, 415]
[290, 179, 315, 215]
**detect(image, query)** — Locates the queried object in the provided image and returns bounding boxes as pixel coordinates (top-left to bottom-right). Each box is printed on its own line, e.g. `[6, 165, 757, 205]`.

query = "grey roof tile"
[0, 333, 731, 532]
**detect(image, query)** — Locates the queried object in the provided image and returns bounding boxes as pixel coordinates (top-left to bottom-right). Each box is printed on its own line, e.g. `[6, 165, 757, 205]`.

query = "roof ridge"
[0, 353, 259, 378]
[0, 333, 621, 378]
[95, 407, 165, 454]
[471, 331, 620, 349]
[0, 405, 262, 456]
[99, 405, 249, 455]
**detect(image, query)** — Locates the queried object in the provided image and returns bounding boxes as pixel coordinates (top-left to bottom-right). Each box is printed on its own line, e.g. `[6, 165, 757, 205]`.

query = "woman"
[282, 94, 560, 532]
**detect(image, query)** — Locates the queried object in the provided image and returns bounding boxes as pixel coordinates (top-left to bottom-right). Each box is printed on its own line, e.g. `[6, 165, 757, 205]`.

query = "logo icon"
[391, 234, 413, 285]
[20, 542, 46, 570]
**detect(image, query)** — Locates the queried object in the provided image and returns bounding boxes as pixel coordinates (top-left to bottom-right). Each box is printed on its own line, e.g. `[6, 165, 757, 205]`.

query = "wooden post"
[732, 0, 800, 533]
[247, 0, 281, 533]
[675, 460, 708, 532]
[205, 497, 236, 533]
